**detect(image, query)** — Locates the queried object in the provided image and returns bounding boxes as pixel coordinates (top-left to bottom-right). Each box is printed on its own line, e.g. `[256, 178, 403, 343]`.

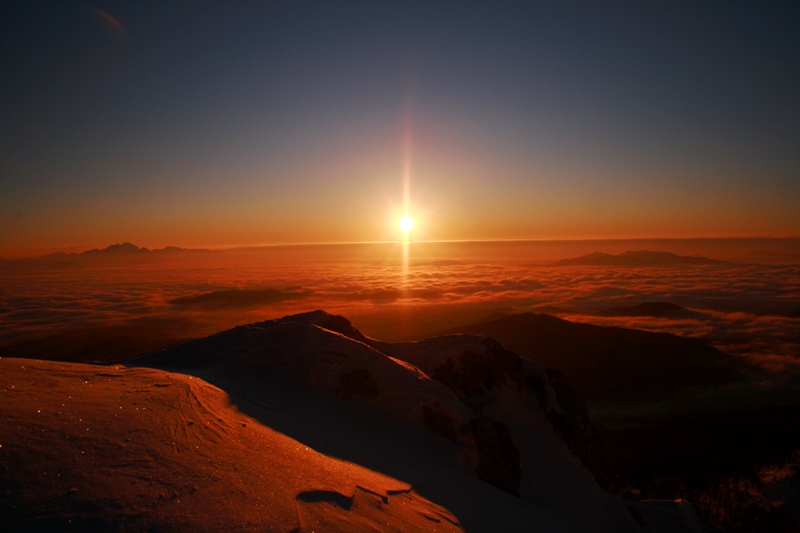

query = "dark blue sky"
[2, 1, 799, 254]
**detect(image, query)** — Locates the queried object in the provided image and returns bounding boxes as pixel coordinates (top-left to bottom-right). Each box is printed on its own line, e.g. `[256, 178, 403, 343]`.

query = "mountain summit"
[129, 310, 705, 532]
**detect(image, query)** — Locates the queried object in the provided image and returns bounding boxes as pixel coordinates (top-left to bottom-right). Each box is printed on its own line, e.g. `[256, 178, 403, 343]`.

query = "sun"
[398, 215, 414, 234]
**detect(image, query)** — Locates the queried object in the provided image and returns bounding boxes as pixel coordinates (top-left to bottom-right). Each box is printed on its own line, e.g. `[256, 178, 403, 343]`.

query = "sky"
[2, 1, 799, 256]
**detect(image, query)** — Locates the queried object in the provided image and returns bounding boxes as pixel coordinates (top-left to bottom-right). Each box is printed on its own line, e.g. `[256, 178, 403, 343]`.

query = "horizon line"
[4, 235, 800, 260]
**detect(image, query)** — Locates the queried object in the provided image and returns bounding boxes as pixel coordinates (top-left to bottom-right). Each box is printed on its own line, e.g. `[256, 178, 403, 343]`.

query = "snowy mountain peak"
[131, 311, 706, 532]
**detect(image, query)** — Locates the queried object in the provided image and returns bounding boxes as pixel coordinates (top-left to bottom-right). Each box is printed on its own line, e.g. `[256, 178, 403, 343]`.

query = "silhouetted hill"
[530, 305, 574, 315]
[82, 242, 151, 255]
[2, 243, 211, 269]
[169, 288, 311, 309]
[443, 313, 743, 404]
[551, 250, 727, 267]
[595, 301, 706, 319]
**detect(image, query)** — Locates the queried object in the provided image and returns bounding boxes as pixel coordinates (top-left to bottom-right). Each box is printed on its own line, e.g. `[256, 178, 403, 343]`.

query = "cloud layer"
[1, 252, 798, 387]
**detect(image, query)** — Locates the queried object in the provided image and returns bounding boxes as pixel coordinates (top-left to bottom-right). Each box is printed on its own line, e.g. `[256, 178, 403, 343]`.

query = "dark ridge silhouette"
[443, 313, 744, 404]
[80, 242, 206, 256]
[551, 250, 728, 267]
[595, 301, 706, 319]
[82, 242, 151, 255]
[169, 288, 311, 310]
[2, 243, 214, 270]
[530, 305, 574, 315]
[471, 307, 574, 327]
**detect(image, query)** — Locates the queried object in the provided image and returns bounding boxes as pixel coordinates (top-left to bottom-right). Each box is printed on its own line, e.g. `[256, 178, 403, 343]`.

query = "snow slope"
[0, 358, 460, 532]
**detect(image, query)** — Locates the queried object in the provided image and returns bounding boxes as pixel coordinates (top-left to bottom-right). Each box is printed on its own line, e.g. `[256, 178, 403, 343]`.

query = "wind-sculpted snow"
[0, 358, 462, 532]
[131, 310, 706, 532]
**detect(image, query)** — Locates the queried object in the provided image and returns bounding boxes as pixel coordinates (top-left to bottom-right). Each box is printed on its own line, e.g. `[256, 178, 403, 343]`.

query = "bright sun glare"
[398, 215, 414, 234]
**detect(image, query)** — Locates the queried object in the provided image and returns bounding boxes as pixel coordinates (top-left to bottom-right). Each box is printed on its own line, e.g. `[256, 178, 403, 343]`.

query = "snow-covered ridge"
[132, 310, 706, 532]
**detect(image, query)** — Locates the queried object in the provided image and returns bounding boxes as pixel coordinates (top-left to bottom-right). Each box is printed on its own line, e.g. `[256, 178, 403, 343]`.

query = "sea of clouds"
[2, 249, 798, 382]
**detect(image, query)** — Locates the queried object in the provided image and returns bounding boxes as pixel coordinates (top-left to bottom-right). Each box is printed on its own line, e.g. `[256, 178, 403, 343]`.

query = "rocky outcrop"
[541, 368, 605, 485]
[468, 416, 521, 496]
[373, 334, 605, 487]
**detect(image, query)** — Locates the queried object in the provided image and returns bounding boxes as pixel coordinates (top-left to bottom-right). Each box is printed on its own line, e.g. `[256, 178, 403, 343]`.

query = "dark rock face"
[432, 350, 504, 404]
[422, 403, 458, 443]
[467, 417, 521, 496]
[482, 338, 527, 392]
[526, 365, 605, 485]
[543, 368, 606, 486]
[378, 333, 605, 491]
[428, 339, 527, 408]
[374, 332, 606, 495]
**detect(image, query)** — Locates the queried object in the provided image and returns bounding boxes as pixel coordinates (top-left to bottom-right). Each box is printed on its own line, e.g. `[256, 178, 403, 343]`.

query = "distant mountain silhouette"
[444, 313, 743, 404]
[80, 242, 210, 256]
[595, 301, 706, 319]
[82, 242, 152, 255]
[169, 288, 311, 309]
[551, 250, 727, 267]
[2, 243, 211, 269]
